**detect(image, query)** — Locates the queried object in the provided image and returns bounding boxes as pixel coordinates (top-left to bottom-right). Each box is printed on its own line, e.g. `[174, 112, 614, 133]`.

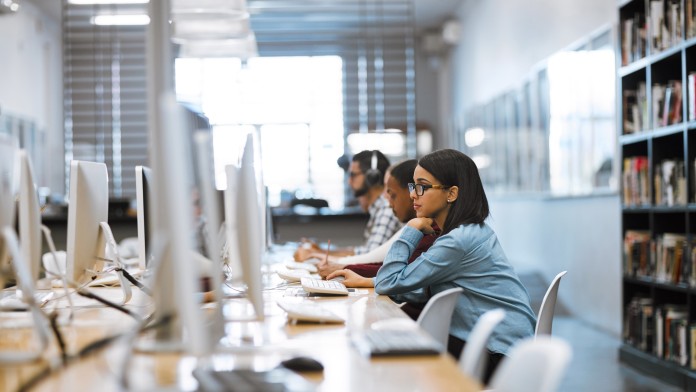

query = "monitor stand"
[0, 227, 51, 364]
[98, 222, 133, 305]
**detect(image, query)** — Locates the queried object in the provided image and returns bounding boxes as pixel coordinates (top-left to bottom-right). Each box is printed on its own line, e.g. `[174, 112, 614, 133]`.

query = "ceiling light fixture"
[69, 0, 149, 4]
[91, 14, 150, 26]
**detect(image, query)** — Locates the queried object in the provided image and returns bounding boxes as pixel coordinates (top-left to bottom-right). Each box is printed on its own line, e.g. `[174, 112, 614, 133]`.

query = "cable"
[114, 267, 152, 296]
[48, 311, 67, 364]
[75, 289, 139, 319]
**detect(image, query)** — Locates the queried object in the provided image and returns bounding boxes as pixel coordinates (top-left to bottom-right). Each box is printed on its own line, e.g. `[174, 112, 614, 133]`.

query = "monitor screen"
[235, 133, 265, 320]
[0, 134, 17, 230]
[18, 150, 42, 282]
[65, 160, 109, 284]
[135, 165, 152, 270]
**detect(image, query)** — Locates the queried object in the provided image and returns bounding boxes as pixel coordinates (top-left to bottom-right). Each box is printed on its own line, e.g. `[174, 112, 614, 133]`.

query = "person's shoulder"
[445, 222, 495, 243]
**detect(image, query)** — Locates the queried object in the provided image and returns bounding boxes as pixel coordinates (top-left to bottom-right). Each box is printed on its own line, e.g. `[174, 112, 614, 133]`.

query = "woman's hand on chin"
[407, 218, 436, 234]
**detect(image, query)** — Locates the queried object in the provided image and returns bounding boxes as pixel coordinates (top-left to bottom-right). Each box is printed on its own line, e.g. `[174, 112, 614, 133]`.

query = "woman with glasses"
[374, 148, 536, 385]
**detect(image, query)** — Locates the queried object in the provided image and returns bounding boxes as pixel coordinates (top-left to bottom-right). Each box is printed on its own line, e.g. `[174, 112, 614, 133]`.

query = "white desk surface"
[0, 263, 479, 392]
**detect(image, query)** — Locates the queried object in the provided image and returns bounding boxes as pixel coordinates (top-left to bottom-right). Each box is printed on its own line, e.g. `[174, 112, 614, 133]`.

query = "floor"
[518, 271, 682, 392]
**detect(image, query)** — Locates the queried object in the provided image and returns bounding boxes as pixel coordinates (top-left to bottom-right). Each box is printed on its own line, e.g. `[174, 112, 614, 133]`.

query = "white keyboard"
[300, 277, 349, 296]
[285, 261, 318, 273]
[277, 301, 345, 324]
[276, 268, 310, 282]
[0, 291, 54, 310]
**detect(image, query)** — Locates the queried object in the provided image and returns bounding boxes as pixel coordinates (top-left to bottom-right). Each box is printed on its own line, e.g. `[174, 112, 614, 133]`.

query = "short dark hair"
[352, 150, 390, 187]
[389, 159, 418, 189]
[417, 149, 489, 234]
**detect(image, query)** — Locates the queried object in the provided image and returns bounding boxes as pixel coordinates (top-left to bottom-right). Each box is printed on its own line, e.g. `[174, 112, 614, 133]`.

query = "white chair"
[535, 271, 567, 337]
[416, 287, 464, 349]
[487, 335, 572, 392]
[458, 308, 506, 384]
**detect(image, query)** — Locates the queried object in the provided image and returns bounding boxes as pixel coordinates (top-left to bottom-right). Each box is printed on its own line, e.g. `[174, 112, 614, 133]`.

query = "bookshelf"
[619, 0, 696, 388]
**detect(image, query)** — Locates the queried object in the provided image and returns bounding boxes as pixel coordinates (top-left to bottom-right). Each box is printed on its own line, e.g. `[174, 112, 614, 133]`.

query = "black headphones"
[364, 150, 382, 187]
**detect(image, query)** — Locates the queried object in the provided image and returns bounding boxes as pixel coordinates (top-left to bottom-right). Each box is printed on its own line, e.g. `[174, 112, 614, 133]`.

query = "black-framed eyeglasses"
[408, 183, 451, 196]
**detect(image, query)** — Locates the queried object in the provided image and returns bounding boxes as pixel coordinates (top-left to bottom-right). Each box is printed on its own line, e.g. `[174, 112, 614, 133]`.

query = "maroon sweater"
[345, 231, 438, 278]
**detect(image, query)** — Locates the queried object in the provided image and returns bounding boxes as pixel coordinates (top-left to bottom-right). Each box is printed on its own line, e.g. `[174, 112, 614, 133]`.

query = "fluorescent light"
[70, 0, 149, 4]
[91, 14, 150, 26]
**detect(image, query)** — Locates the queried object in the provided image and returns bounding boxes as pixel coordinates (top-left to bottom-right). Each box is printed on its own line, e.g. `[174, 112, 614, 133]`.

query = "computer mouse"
[280, 356, 324, 372]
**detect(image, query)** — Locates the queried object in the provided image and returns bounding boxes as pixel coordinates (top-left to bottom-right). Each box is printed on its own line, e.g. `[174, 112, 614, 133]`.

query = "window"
[175, 56, 345, 208]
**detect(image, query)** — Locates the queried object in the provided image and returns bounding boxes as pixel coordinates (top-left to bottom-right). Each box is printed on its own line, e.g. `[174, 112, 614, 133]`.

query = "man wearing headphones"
[347, 150, 402, 254]
[294, 149, 402, 260]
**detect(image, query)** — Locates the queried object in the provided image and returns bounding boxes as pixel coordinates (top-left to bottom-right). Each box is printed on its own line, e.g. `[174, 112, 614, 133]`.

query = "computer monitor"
[0, 135, 17, 283]
[0, 134, 17, 231]
[235, 133, 264, 320]
[135, 165, 153, 270]
[17, 150, 42, 282]
[139, 93, 208, 354]
[65, 160, 109, 285]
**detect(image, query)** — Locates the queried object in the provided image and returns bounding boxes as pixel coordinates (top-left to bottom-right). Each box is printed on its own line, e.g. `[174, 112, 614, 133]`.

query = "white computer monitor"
[65, 160, 109, 285]
[0, 135, 17, 282]
[235, 133, 265, 320]
[138, 93, 208, 354]
[0, 134, 17, 231]
[17, 150, 42, 282]
[135, 165, 153, 270]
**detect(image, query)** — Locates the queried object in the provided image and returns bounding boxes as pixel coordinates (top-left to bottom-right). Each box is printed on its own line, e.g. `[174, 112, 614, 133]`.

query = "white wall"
[0, 2, 63, 194]
[445, 0, 621, 335]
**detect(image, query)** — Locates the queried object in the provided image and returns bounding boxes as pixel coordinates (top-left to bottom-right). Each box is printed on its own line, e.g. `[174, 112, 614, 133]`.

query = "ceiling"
[24, 0, 463, 34]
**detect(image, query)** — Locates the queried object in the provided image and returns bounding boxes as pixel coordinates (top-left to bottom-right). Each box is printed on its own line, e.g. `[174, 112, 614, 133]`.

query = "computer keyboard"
[276, 268, 311, 283]
[193, 367, 316, 392]
[0, 290, 54, 310]
[277, 301, 345, 324]
[350, 328, 444, 357]
[300, 277, 349, 296]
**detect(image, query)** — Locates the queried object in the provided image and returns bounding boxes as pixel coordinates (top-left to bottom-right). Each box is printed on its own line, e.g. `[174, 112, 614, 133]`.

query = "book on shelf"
[622, 156, 650, 206]
[624, 230, 652, 277]
[689, 0, 696, 38]
[654, 232, 687, 284]
[690, 324, 696, 369]
[654, 304, 688, 362]
[653, 80, 682, 128]
[624, 296, 654, 353]
[654, 159, 686, 206]
[689, 72, 696, 121]
[650, 0, 683, 53]
[623, 82, 648, 134]
[621, 12, 647, 66]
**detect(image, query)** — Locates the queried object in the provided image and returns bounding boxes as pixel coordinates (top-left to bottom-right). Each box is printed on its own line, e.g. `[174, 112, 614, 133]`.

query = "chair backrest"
[488, 335, 572, 392]
[535, 271, 567, 337]
[458, 308, 506, 383]
[416, 287, 463, 349]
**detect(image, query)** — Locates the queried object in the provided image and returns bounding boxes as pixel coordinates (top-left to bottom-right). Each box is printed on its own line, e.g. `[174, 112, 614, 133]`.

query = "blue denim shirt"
[374, 224, 536, 355]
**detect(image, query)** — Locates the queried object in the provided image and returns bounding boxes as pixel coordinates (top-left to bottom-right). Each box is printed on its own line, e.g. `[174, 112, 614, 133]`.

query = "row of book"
[622, 157, 696, 206]
[621, 0, 696, 67]
[623, 80, 685, 134]
[624, 297, 693, 367]
[623, 230, 696, 286]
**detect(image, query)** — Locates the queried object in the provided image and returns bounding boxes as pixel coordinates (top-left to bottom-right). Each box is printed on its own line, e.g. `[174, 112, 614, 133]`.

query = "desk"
[0, 270, 479, 391]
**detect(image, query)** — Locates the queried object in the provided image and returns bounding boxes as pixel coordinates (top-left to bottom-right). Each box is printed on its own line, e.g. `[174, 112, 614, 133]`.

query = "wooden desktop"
[0, 266, 480, 391]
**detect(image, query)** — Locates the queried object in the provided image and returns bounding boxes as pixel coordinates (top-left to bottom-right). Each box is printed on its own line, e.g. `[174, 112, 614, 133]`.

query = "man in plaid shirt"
[294, 150, 402, 260]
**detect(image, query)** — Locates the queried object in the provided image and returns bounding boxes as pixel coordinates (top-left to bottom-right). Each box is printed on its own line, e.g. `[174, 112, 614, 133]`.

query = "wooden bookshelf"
[619, 0, 696, 388]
